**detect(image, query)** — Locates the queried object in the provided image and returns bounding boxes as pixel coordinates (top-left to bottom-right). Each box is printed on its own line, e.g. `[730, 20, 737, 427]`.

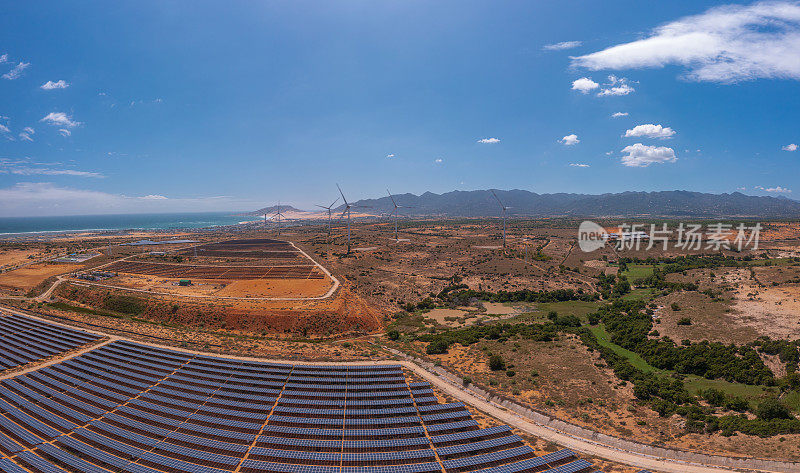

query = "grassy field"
[620, 264, 657, 281]
[589, 323, 781, 407]
[621, 288, 659, 301]
[515, 300, 601, 323]
[589, 324, 664, 374]
[684, 376, 774, 400]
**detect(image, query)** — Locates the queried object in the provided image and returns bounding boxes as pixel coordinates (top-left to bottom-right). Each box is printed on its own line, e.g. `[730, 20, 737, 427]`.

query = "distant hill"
[243, 205, 305, 216]
[339, 190, 800, 218]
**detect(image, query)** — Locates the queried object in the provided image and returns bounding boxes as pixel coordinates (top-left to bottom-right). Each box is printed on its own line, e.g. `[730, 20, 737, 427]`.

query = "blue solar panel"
[0, 458, 27, 473]
[441, 445, 535, 471]
[0, 328, 601, 473]
[554, 460, 594, 473]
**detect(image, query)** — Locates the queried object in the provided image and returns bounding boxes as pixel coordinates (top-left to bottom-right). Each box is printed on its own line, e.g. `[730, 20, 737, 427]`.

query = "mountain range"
[249, 190, 800, 219]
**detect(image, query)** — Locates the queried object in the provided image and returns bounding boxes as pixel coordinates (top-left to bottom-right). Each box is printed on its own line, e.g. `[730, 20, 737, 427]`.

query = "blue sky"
[1, 1, 799, 216]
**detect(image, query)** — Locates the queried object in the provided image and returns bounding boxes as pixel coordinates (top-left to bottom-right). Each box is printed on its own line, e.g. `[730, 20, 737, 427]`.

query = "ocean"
[0, 212, 256, 236]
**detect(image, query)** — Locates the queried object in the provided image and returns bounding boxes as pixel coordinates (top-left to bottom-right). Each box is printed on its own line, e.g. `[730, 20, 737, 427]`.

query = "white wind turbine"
[491, 190, 510, 249]
[315, 197, 339, 239]
[336, 184, 358, 254]
[386, 189, 415, 242]
[269, 202, 289, 235]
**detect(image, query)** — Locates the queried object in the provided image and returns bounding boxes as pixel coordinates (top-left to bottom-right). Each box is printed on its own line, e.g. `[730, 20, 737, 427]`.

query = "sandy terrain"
[424, 308, 471, 327]
[732, 284, 800, 340]
[216, 278, 332, 298]
[0, 249, 39, 268]
[82, 273, 334, 299]
[483, 302, 518, 315]
[0, 263, 81, 290]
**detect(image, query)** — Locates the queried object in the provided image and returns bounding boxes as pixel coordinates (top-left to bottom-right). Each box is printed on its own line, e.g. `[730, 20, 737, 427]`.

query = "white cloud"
[620, 143, 677, 167]
[0, 182, 261, 217]
[597, 75, 635, 96]
[386, 153, 395, 159]
[560, 134, 580, 146]
[19, 127, 34, 142]
[477, 138, 500, 144]
[0, 158, 102, 178]
[624, 123, 676, 139]
[782, 143, 798, 151]
[40, 112, 81, 128]
[0, 124, 9, 134]
[0, 54, 7, 64]
[571, 1, 800, 83]
[569, 163, 590, 168]
[543, 40, 582, 51]
[756, 185, 792, 193]
[58, 129, 71, 137]
[571, 77, 599, 94]
[40, 80, 69, 90]
[434, 158, 443, 163]
[2, 62, 30, 80]
[10, 168, 103, 178]
[611, 112, 629, 118]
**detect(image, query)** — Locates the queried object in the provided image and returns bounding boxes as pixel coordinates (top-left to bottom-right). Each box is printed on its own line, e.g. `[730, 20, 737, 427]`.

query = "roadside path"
[9, 241, 341, 302]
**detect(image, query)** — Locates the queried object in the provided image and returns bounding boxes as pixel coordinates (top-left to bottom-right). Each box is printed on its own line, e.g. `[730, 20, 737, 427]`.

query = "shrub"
[756, 399, 792, 420]
[386, 330, 400, 341]
[677, 317, 692, 326]
[703, 388, 726, 407]
[725, 397, 749, 412]
[488, 354, 505, 371]
[426, 340, 449, 355]
[671, 303, 681, 311]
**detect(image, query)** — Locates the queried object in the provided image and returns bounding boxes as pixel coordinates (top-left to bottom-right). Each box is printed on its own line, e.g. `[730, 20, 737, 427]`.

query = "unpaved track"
[0, 305, 798, 473]
[14, 241, 341, 302]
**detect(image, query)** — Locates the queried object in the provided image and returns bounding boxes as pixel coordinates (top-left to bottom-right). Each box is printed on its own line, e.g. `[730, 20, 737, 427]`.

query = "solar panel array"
[0, 339, 602, 473]
[0, 313, 101, 372]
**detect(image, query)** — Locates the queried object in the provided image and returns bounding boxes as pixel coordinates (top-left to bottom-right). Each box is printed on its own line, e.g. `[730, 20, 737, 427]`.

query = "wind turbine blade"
[329, 197, 340, 208]
[491, 189, 505, 208]
[387, 189, 397, 208]
[314, 204, 329, 210]
[336, 184, 349, 207]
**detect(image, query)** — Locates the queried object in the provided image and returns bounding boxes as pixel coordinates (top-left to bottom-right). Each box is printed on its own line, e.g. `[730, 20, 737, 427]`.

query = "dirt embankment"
[54, 282, 382, 337]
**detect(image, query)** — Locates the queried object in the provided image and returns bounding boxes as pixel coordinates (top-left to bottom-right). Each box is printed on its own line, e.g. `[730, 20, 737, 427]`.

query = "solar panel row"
[0, 333, 600, 473]
[0, 313, 101, 371]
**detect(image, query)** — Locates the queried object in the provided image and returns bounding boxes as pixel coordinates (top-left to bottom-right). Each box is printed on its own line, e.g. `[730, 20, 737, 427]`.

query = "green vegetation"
[45, 301, 120, 318]
[103, 295, 146, 316]
[392, 263, 800, 437]
[589, 324, 661, 374]
[488, 354, 505, 371]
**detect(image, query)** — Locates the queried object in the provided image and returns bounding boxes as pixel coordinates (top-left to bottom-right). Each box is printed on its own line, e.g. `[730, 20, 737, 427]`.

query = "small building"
[178, 279, 192, 286]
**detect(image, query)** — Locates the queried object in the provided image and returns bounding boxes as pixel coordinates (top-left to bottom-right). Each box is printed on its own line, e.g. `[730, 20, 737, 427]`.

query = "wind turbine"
[269, 202, 288, 235]
[386, 189, 415, 242]
[315, 197, 339, 239]
[491, 190, 510, 249]
[335, 184, 370, 254]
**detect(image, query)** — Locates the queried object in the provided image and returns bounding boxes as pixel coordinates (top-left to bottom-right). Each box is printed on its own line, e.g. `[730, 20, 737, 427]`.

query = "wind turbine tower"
[336, 184, 354, 254]
[315, 197, 339, 239]
[491, 190, 510, 249]
[386, 189, 415, 242]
